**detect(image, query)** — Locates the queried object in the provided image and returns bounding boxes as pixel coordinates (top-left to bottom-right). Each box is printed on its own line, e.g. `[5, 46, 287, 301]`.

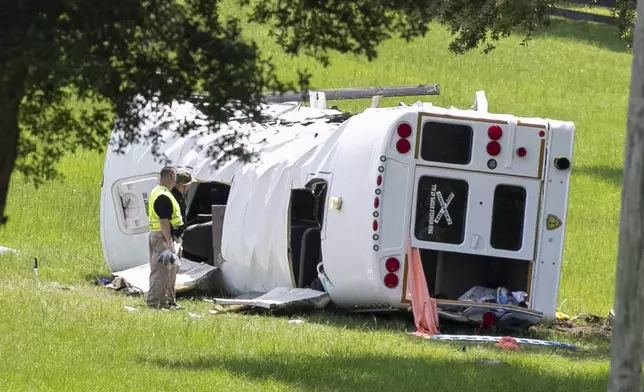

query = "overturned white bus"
[100, 87, 574, 329]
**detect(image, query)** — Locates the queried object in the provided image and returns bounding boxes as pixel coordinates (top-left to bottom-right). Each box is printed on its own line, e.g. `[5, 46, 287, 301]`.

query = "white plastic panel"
[410, 166, 541, 261]
[531, 120, 575, 319]
[379, 158, 410, 252]
[415, 114, 546, 179]
[111, 173, 159, 235]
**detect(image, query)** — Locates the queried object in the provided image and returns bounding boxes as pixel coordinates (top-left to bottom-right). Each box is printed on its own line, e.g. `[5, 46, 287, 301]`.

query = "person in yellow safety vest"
[146, 166, 184, 310]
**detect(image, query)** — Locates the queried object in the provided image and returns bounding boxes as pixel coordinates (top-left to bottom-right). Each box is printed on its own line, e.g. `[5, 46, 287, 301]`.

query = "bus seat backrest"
[290, 224, 310, 284]
[298, 227, 321, 288]
[182, 221, 214, 263]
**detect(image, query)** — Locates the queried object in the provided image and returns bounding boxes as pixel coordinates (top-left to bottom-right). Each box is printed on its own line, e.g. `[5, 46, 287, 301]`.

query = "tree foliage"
[0, 0, 555, 226]
[243, 0, 554, 64]
[611, 0, 636, 49]
[586, 0, 636, 49]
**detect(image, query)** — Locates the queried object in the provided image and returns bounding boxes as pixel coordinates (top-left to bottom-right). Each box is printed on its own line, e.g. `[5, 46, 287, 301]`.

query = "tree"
[0, 0, 555, 227]
[608, 0, 636, 49]
[607, 0, 644, 390]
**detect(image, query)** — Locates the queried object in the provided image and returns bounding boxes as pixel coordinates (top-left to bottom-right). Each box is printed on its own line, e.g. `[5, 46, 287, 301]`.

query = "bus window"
[420, 121, 473, 165]
[490, 184, 526, 251]
[185, 181, 231, 224]
[414, 176, 468, 245]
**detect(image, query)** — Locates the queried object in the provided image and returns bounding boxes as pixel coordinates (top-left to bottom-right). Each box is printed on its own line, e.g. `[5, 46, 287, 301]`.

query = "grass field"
[0, 4, 634, 391]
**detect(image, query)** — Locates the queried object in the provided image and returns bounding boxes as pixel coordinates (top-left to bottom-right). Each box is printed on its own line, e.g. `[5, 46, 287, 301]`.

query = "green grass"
[0, 5, 633, 390]
[0, 278, 612, 391]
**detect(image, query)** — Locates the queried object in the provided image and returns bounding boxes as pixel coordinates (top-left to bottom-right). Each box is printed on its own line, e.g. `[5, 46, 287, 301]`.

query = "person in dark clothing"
[171, 169, 194, 239]
[170, 187, 186, 237]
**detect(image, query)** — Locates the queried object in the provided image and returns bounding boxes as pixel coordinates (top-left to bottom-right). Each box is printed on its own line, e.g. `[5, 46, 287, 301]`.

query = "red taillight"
[396, 139, 411, 154]
[376, 175, 382, 186]
[385, 257, 400, 272]
[373, 220, 378, 231]
[394, 122, 413, 155]
[374, 197, 380, 208]
[539, 130, 545, 138]
[516, 147, 527, 157]
[384, 273, 399, 288]
[486, 141, 501, 156]
[482, 312, 497, 328]
[488, 125, 503, 140]
[397, 123, 412, 138]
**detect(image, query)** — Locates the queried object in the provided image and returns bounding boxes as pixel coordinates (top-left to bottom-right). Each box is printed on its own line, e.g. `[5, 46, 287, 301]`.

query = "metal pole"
[189, 84, 440, 105]
[261, 84, 440, 103]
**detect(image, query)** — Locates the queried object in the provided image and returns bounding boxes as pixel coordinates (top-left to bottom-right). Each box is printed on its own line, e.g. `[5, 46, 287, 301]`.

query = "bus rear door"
[406, 113, 548, 329]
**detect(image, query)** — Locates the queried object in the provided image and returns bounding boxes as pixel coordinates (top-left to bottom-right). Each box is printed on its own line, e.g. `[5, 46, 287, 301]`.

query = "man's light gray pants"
[146, 231, 180, 308]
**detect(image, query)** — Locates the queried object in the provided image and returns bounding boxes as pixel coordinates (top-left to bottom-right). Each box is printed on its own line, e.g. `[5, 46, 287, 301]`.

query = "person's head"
[174, 169, 194, 193]
[159, 166, 177, 189]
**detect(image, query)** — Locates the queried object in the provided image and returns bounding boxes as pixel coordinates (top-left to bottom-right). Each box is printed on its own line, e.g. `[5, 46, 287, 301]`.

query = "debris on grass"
[496, 336, 523, 351]
[212, 287, 330, 310]
[187, 312, 205, 319]
[0, 245, 17, 255]
[556, 311, 571, 320]
[550, 311, 613, 338]
[429, 334, 578, 351]
[206, 304, 227, 315]
[109, 260, 217, 295]
[288, 319, 305, 325]
[123, 306, 137, 312]
[106, 276, 143, 296]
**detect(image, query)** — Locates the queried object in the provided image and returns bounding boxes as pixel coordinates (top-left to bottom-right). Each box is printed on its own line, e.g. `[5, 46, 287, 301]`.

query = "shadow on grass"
[530, 17, 629, 53]
[242, 308, 610, 361]
[573, 165, 622, 187]
[139, 352, 607, 391]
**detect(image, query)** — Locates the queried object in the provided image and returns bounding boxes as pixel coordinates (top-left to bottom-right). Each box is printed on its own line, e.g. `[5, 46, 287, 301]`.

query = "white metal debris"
[111, 259, 218, 294]
[0, 245, 16, 255]
[214, 287, 330, 310]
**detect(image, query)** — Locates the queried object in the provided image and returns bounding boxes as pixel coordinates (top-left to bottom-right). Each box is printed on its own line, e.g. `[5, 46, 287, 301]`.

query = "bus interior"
[180, 181, 231, 263]
[412, 169, 535, 310]
[180, 176, 329, 291]
[288, 180, 328, 289]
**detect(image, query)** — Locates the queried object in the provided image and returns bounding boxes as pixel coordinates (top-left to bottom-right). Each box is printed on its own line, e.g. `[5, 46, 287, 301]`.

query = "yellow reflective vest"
[148, 185, 184, 232]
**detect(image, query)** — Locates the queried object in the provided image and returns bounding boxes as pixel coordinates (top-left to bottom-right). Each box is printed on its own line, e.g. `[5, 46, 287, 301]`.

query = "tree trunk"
[0, 96, 20, 228]
[607, 0, 644, 390]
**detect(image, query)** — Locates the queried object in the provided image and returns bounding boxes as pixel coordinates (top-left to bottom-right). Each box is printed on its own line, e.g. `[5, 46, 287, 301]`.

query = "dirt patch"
[548, 312, 613, 339]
